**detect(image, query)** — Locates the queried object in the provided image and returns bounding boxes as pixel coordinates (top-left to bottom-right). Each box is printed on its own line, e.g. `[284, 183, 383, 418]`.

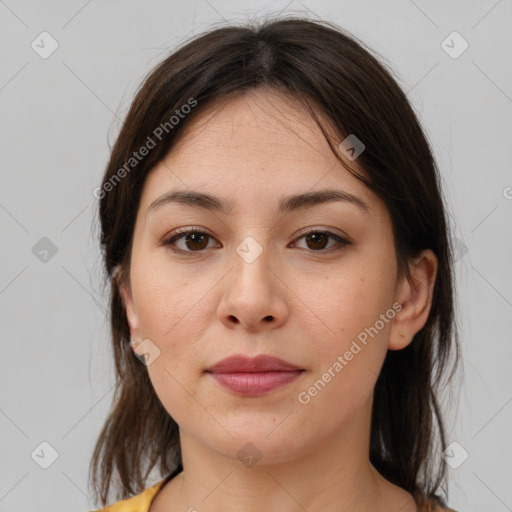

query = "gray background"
[1, 0, 511, 511]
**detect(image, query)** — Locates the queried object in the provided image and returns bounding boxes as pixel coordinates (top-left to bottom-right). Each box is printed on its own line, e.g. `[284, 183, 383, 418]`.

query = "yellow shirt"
[93, 475, 171, 512]
[94, 476, 458, 512]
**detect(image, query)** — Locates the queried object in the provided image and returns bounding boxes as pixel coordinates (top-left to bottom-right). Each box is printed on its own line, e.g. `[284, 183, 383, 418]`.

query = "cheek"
[299, 266, 392, 350]
[129, 280, 209, 410]
[293, 262, 394, 409]
[133, 274, 208, 422]
[131, 259, 208, 340]
[295, 311, 389, 435]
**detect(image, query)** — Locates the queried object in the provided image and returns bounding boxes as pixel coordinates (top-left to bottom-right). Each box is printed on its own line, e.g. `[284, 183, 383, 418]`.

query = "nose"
[217, 243, 289, 332]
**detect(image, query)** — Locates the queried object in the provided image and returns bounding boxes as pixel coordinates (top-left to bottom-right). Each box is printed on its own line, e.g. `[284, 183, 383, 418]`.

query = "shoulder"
[90, 478, 167, 512]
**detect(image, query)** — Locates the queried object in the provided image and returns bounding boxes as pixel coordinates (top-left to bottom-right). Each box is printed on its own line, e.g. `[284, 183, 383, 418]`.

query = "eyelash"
[162, 227, 352, 255]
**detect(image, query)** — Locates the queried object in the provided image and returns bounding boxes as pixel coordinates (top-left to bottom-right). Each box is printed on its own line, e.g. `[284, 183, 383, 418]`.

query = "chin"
[203, 426, 309, 467]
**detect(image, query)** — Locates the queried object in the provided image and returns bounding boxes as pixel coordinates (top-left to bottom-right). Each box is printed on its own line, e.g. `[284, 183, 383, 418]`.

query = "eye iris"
[186, 233, 208, 250]
[306, 232, 328, 250]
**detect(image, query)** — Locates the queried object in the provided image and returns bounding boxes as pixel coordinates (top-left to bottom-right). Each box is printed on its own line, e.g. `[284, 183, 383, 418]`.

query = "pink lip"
[207, 354, 301, 373]
[206, 355, 304, 396]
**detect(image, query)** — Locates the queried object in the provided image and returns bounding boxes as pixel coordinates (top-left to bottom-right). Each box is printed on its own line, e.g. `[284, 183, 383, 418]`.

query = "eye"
[163, 228, 218, 254]
[291, 229, 352, 252]
[162, 227, 352, 255]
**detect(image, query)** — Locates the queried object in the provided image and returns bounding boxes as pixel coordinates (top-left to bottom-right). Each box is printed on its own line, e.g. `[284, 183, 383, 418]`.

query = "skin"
[119, 88, 437, 512]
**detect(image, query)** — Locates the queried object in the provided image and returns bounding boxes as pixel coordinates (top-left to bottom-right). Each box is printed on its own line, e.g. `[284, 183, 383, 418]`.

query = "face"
[120, 89, 415, 465]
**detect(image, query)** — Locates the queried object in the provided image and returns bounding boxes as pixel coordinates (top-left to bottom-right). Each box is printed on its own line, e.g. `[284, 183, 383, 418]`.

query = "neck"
[152, 396, 416, 512]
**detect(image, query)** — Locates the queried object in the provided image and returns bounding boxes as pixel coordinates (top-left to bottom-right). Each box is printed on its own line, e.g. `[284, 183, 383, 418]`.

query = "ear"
[388, 249, 438, 351]
[116, 267, 141, 343]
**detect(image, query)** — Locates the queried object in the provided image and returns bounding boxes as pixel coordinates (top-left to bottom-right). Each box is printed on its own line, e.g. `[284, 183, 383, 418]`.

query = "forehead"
[140, 88, 382, 220]
[168, 88, 340, 167]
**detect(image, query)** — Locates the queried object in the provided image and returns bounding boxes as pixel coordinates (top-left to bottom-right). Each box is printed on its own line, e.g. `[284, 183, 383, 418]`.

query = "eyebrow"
[146, 188, 371, 218]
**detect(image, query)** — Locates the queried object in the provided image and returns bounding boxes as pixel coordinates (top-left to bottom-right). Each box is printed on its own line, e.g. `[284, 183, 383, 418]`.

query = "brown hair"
[89, 16, 461, 508]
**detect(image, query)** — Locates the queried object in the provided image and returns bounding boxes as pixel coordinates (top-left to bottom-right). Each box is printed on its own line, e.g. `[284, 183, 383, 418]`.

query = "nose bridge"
[218, 233, 287, 330]
[231, 234, 274, 299]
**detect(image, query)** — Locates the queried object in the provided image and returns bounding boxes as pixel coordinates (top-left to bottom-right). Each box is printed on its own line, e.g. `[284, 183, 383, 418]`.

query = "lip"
[205, 354, 305, 396]
[206, 354, 302, 373]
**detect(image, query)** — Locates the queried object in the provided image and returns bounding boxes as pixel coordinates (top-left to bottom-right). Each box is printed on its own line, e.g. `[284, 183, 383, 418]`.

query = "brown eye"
[163, 228, 351, 256]
[293, 229, 352, 252]
[305, 232, 329, 250]
[164, 230, 217, 253]
[184, 232, 209, 250]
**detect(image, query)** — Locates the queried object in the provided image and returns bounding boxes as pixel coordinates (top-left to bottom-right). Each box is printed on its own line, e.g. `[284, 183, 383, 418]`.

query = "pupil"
[307, 233, 327, 250]
[187, 233, 207, 250]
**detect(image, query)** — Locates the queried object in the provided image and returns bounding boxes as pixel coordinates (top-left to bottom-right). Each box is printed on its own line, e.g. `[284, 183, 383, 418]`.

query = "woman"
[89, 16, 460, 512]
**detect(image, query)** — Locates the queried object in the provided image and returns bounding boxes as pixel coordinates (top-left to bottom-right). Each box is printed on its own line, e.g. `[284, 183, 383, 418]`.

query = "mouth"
[205, 354, 305, 396]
